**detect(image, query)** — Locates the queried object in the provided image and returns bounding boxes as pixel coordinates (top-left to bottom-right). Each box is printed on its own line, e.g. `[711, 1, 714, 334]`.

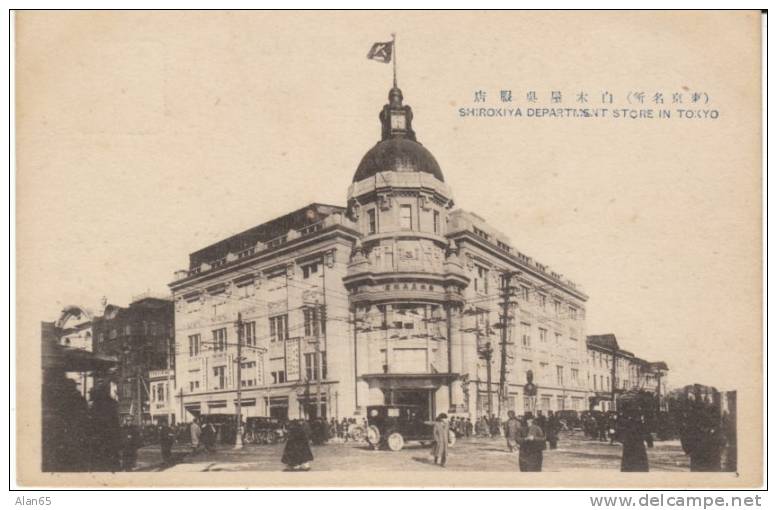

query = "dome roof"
[353, 137, 444, 183]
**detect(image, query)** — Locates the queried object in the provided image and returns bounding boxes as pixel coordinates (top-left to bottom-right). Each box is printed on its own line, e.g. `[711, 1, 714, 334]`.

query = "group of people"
[448, 416, 474, 438]
[326, 417, 367, 442]
[582, 411, 618, 442]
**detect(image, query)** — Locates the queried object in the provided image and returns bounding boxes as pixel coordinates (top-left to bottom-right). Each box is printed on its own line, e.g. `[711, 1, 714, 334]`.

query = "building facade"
[54, 305, 97, 399]
[92, 296, 175, 424]
[586, 334, 669, 411]
[169, 85, 591, 423]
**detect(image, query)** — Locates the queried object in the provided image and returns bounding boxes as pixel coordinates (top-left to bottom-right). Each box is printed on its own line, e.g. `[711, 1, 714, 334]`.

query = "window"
[399, 205, 413, 230]
[593, 375, 597, 390]
[269, 315, 288, 343]
[367, 209, 377, 235]
[213, 366, 226, 390]
[556, 365, 564, 386]
[302, 261, 319, 279]
[189, 380, 200, 392]
[303, 307, 324, 337]
[539, 362, 549, 382]
[236, 280, 255, 298]
[271, 371, 286, 384]
[242, 321, 256, 346]
[433, 210, 440, 234]
[556, 396, 565, 411]
[606, 376, 610, 390]
[539, 328, 548, 343]
[241, 361, 257, 387]
[555, 332, 562, 345]
[539, 294, 547, 310]
[554, 300, 562, 316]
[475, 265, 489, 294]
[304, 351, 327, 381]
[571, 368, 579, 385]
[520, 285, 530, 301]
[521, 322, 531, 347]
[212, 328, 227, 351]
[569, 306, 578, 320]
[188, 334, 201, 357]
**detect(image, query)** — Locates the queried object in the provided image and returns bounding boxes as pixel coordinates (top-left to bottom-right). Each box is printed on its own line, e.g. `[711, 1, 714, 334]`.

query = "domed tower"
[345, 87, 469, 421]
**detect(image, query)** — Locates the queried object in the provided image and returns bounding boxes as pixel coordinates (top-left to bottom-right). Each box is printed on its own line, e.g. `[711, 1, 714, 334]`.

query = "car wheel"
[386, 432, 404, 451]
[366, 425, 381, 448]
[448, 430, 457, 447]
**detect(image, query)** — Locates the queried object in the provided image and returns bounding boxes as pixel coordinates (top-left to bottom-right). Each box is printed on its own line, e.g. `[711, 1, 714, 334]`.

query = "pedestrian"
[282, 420, 314, 471]
[505, 411, 521, 452]
[201, 418, 217, 452]
[190, 418, 202, 454]
[159, 422, 176, 465]
[547, 411, 560, 450]
[465, 417, 472, 438]
[681, 405, 725, 472]
[87, 382, 121, 472]
[518, 414, 546, 472]
[119, 421, 140, 471]
[608, 412, 618, 445]
[431, 413, 449, 467]
[618, 412, 652, 472]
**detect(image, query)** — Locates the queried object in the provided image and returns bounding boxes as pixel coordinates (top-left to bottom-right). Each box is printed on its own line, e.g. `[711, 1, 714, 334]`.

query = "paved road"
[135, 432, 690, 473]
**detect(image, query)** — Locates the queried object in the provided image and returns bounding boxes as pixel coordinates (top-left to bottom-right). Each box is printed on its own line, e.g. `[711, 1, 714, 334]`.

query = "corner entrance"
[383, 389, 434, 422]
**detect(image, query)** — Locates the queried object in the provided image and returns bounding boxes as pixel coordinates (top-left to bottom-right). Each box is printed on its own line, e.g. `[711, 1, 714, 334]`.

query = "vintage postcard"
[15, 10, 763, 488]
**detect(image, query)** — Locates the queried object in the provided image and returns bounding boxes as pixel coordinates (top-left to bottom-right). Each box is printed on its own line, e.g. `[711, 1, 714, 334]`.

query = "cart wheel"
[386, 432, 404, 452]
[448, 430, 457, 447]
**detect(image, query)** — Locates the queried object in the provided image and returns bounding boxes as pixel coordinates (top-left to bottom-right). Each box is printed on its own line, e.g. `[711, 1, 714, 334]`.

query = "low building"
[586, 334, 669, 411]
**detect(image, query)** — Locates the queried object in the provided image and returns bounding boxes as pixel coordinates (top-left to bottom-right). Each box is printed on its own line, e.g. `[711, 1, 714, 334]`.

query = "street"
[134, 432, 690, 473]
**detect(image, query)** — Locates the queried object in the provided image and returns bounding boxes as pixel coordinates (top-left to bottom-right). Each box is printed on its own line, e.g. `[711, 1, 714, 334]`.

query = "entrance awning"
[361, 372, 459, 389]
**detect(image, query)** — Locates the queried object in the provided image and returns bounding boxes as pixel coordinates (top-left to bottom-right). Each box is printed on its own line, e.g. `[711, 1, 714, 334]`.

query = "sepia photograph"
[13, 9, 764, 489]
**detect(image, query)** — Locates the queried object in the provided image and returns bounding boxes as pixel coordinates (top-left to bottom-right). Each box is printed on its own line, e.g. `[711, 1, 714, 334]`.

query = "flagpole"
[391, 33, 397, 88]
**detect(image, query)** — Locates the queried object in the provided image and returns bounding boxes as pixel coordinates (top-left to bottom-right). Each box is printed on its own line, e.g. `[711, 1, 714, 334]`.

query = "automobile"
[364, 404, 456, 452]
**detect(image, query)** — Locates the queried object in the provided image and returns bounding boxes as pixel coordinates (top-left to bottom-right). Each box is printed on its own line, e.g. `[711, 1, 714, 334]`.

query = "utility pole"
[314, 299, 324, 419]
[477, 320, 494, 417]
[498, 271, 515, 419]
[234, 312, 244, 449]
[166, 335, 174, 425]
[610, 348, 618, 412]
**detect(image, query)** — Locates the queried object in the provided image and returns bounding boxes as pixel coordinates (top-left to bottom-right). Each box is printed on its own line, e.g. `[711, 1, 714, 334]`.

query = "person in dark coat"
[88, 383, 122, 472]
[546, 411, 560, 450]
[618, 412, 653, 472]
[681, 405, 725, 471]
[518, 415, 546, 472]
[119, 421, 141, 471]
[159, 423, 176, 464]
[282, 419, 314, 471]
[201, 418, 216, 452]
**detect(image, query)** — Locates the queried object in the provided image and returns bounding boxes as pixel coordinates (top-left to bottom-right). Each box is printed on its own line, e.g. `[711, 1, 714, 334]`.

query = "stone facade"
[169, 86, 592, 423]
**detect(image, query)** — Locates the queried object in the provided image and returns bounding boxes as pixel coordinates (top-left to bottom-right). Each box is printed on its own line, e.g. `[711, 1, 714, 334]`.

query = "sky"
[16, 11, 762, 391]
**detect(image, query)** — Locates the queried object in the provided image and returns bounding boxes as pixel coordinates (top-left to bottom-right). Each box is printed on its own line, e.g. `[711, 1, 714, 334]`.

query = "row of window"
[364, 205, 441, 235]
[187, 309, 326, 357]
[187, 352, 327, 392]
[471, 267, 580, 320]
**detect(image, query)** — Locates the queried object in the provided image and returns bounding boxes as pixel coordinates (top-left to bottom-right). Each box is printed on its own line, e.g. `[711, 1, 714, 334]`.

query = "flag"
[367, 41, 393, 63]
